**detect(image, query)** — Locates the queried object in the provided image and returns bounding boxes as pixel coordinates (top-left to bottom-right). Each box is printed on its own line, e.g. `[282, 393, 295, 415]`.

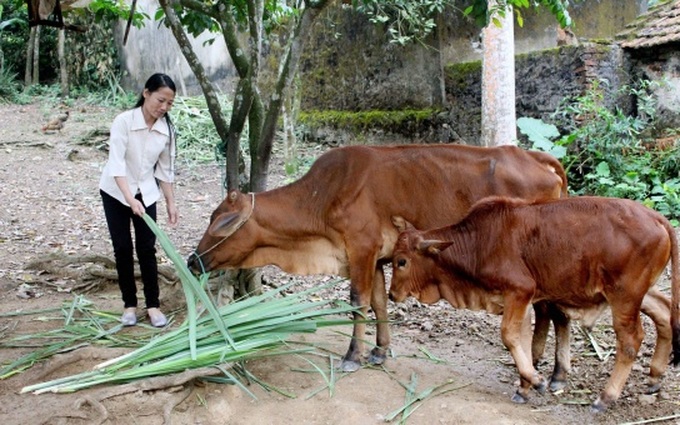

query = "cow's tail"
[666, 218, 680, 365]
[552, 159, 569, 198]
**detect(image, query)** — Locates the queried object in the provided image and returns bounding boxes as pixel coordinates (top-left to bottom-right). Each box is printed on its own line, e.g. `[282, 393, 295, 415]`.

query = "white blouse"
[99, 107, 175, 207]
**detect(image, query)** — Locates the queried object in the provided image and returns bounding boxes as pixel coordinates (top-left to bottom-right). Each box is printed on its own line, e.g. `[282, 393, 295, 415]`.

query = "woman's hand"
[130, 198, 146, 216]
[166, 203, 179, 227]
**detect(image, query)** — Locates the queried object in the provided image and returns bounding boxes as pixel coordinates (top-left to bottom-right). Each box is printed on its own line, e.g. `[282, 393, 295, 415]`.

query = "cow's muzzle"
[186, 251, 205, 274]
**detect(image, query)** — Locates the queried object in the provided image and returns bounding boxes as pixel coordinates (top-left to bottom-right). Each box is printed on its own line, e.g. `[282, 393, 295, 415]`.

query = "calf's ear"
[208, 212, 244, 237]
[392, 216, 415, 232]
[418, 240, 454, 255]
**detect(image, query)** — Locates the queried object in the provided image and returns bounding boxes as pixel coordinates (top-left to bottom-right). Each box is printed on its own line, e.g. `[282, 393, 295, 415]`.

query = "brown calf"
[389, 196, 680, 412]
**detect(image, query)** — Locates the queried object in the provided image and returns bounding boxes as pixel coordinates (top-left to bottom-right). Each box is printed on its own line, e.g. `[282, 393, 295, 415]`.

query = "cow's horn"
[418, 240, 454, 255]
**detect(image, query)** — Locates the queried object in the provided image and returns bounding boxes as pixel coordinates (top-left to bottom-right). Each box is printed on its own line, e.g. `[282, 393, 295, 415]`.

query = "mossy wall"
[445, 43, 630, 144]
[297, 1, 644, 145]
[299, 7, 445, 111]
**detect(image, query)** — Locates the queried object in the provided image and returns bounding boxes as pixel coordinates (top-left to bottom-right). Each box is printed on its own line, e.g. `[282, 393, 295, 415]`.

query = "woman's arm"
[159, 180, 178, 226]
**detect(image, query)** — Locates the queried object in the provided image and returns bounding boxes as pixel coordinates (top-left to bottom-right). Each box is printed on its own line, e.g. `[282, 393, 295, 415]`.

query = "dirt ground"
[1, 100, 679, 425]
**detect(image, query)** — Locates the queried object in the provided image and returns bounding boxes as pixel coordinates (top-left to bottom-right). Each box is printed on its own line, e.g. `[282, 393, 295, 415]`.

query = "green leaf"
[595, 162, 611, 177]
[517, 117, 560, 142]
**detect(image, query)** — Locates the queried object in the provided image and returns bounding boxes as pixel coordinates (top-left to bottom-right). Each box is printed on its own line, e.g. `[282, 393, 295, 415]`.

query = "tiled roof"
[617, 0, 680, 48]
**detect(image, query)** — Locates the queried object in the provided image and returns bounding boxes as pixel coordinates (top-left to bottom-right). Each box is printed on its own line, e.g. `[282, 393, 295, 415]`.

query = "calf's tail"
[667, 219, 680, 365]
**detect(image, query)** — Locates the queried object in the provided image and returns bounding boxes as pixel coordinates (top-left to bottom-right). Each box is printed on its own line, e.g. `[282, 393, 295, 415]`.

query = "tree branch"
[158, 0, 231, 154]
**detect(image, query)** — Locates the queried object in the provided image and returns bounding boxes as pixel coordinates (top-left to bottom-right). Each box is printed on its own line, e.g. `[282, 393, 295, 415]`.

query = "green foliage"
[1, 1, 29, 77]
[463, 0, 571, 29]
[157, 0, 296, 40]
[73, 83, 136, 109]
[87, 0, 148, 24]
[355, 0, 445, 45]
[65, 5, 134, 91]
[353, 0, 571, 45]
[0, 67, 21, 103]
[516, 117, 565, 158]
[517, 80, 680, 224]
[0, 0, 136, 91]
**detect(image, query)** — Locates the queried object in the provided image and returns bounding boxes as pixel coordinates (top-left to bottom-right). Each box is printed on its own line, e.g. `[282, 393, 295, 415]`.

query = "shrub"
[518, 79, 680, 224]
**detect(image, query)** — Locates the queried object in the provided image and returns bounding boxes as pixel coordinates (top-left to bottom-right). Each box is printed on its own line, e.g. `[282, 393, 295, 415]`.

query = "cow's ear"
[208, 212, 242, 237]
[418, 240, 453, 255]
[392, 216, 415, 232]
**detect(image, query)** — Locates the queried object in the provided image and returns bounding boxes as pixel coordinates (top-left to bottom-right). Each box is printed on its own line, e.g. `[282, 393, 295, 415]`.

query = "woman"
[99, 73, 178, 327]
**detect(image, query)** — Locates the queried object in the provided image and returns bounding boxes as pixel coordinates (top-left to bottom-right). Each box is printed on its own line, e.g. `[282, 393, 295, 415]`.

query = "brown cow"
[188, 144, 568, 372]
[389, 196, 680, 412]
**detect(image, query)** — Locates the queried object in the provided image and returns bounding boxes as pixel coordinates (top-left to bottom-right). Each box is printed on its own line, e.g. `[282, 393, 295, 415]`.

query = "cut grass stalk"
[21, 280, 358, 394]
[382, 366, 472, 423]
[0, 297, 146, 379]
[17, 213, 359, 394]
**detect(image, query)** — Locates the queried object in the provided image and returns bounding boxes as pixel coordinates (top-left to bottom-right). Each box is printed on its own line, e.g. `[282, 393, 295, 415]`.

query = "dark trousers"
[100, 190, 159, 309]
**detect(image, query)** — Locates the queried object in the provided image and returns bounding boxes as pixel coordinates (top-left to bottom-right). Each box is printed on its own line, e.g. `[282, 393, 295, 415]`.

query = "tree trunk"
[481, 0, 517, 147]
[25, 27, 36, 87]
[32, 26, 40, 85]
[282, 76, 300, 176]
[58, 28, 68, 97]
[250, 5, 324, 192]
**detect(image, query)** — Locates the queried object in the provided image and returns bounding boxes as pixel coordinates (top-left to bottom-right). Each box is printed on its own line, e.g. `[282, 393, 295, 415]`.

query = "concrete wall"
[439, 0, 645, 64]
[299, 7, 445, 111]
[627, 43, 680, 128]
[116, 0, 236, 95]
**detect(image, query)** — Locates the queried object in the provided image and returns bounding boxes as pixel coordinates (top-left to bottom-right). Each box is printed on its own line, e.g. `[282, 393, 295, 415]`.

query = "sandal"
[121, 307, 137, 326]
[147, 308, 167, 328]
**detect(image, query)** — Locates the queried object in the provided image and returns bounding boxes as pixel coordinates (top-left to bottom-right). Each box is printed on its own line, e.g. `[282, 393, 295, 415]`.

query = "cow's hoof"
[549, 378, 567, 392]
[339, 359, 362, 372]
[511, 391, 528, 404]
[590, 398, 608, 413]
[646, 382, 662, 394]
[533, 377, 547, 395]
[368, 348, 387, 366]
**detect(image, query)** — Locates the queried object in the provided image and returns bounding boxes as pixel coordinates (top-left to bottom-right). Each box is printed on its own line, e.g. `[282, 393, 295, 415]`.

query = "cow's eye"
[397, 258, 407, 268]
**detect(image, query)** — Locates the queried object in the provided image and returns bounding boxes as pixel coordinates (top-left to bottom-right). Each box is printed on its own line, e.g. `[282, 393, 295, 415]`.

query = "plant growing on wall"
[518, 80, 680, 223]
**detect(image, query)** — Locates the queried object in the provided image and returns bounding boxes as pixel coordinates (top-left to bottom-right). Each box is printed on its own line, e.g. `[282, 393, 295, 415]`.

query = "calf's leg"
[531, 302, 571, 391]
[639, 288, 672, 394]
[592, 306, 645, 412]
[501, 296, 547, 403]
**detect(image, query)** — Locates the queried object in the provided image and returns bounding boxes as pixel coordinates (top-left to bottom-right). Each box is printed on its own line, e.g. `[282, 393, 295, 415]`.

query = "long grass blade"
[142, 213, 235, 349]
